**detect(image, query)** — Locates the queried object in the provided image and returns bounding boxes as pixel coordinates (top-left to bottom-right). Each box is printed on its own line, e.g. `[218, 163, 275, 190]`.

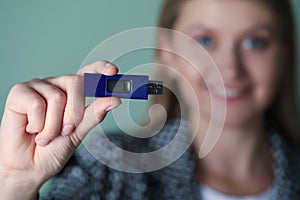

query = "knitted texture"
[40, 119, 300, 199]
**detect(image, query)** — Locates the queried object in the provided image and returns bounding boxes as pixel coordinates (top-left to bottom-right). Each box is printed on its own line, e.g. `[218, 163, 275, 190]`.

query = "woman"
[0, 0, 299, 199]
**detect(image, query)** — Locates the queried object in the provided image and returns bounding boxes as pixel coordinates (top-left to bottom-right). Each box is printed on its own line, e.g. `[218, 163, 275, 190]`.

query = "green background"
[0, 0, 162, 131]
[0, 0, 299, 196]
[0, 0, 299, 131]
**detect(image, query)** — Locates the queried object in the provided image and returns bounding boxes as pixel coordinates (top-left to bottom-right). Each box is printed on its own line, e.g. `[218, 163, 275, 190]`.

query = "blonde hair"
[152, 0, 300, 142]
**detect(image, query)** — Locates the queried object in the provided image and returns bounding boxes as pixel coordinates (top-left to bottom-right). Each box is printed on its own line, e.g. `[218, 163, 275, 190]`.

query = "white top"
[200, 184, 275, 200]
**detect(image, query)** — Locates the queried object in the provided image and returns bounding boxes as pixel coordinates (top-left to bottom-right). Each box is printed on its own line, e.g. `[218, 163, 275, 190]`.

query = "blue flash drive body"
[84, 73, 163, 100]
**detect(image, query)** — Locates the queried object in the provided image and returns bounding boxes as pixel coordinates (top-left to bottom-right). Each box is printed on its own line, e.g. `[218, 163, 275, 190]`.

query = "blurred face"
[162, 0, 285, 128]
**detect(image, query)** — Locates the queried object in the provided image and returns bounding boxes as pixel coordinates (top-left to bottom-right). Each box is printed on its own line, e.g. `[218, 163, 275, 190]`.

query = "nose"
[214, 43, 243, 82]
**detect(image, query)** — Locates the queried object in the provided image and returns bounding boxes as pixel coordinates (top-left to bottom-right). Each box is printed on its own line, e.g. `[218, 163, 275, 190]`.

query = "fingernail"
[105, 62, 117, 71]
[61, 124, 74, 136]
[105, 62, 112, 67]
[36, 139, 50, 146]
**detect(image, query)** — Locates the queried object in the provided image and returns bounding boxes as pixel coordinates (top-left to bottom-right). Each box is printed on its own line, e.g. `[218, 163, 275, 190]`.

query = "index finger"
[77, 61, 118, 76]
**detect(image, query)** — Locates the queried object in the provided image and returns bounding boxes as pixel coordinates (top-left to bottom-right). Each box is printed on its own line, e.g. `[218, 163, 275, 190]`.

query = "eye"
[196, 36, 214, 48]
[242, 38, 267, 50]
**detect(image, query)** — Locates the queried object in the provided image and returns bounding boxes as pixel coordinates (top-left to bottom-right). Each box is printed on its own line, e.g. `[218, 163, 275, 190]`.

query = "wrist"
[0, 167, 41, 200]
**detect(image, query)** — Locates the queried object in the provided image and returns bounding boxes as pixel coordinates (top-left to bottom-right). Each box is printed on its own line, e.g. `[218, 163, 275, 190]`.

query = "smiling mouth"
[210, 86, 249, 101]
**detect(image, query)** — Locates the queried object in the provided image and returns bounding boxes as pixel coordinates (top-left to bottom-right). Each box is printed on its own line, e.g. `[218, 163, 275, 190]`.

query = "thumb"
[73, 96, 121, 142]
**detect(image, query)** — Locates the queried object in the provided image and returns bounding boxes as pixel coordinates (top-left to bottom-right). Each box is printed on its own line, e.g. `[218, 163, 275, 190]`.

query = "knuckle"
[64, 75, 76, 85]
[27, 78, 44, 87]
[29, 78, 41, 83]
[44, 76, 54, 80]
[58, 75, 76, 87]
[6, 84, 27, 106]
[43, 76, 55, 83]
[30, 98, 46, 112]
[50, 90, 67, 104]
[10, 82, 27, 93]
[62, 75, 84, 94]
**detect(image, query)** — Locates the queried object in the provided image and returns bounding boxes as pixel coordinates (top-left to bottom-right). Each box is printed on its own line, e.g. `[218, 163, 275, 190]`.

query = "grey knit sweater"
[40, 119, 300, 199]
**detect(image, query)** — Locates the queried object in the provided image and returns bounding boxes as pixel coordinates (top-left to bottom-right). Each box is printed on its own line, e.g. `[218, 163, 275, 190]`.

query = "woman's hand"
[0, 61, 121, 199]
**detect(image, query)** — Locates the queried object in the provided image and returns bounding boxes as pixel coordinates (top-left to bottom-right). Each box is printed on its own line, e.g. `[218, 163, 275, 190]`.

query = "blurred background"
[0, 0, 299, 132]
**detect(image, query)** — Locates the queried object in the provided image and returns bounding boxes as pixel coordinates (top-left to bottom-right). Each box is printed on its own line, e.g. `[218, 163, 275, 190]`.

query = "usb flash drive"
[83, 73, 163, 100]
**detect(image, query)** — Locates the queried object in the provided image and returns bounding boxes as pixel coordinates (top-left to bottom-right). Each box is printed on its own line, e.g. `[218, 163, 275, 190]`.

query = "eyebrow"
[184, 23, 278, 37]
[183, 24, 276, 32]
[241, 24, 280, 40]
[243, 24, 277, 33]
[183, 25, 212, 34]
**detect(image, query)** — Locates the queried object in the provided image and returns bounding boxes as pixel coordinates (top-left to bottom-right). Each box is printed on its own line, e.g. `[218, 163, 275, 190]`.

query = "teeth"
[212, 87, 242, 98]
[226, 89, 241, 98]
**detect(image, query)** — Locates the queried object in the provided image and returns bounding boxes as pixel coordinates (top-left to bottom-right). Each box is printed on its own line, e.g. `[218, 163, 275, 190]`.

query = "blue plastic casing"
[83, 73, 149, 99]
